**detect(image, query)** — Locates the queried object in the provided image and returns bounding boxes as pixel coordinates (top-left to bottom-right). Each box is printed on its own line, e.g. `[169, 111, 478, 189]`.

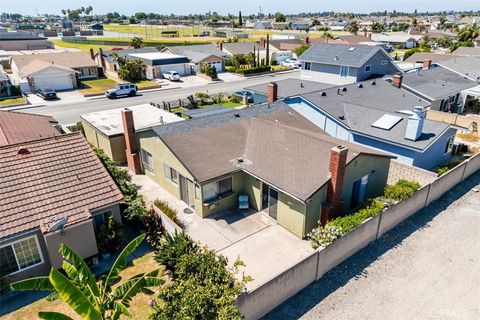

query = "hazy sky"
[1, 0, 479, 16]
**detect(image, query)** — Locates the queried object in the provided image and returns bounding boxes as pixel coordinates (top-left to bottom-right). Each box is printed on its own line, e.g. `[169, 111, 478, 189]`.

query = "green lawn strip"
[79, 78, 119, 94]
[0, 96, 26, 107]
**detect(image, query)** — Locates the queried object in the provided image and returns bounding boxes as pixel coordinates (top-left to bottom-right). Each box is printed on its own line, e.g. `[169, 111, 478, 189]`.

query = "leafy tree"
[348, 20, 359, 35]
[275, 12, 286, 23]
[118, 59, 147, 82]
[322, 31, 333, 39]
[371, 22, 385, 33]
[11, 234, 164, 320]
[294, 44, 310, 56]
[154, 231, 198, 275]
[129, 37, 145, 49]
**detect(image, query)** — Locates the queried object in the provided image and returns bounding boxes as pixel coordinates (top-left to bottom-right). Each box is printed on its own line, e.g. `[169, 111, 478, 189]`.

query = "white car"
[280, 58, 301, 68]
[105, 83, 137, 99]
[162, 71, 181, 81]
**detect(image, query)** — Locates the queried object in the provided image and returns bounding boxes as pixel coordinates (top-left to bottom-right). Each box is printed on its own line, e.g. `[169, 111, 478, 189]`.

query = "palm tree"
[458, 24, 480, 42]
[11, 234, 163, 320]
[128, 59, 148, 81]
[129, 37, 145, 49]
[110, 52, 126, 68]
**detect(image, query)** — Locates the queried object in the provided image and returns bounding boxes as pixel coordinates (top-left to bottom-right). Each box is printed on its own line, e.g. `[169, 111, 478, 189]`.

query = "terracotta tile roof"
[0, 133, 123, 239]
[0, 110, 60, 146]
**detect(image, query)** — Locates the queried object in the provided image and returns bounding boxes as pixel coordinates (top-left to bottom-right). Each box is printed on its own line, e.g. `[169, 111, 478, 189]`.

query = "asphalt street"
[22, 70, 300, 124]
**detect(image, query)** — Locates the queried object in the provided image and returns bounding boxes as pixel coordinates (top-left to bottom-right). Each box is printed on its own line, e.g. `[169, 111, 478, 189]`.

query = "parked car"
[385, 44, 396, 52]
[234, 90, 254, 103]
[105, 83, 138, 99]
[36, 88, 57, 100]
[280, 58, 301, 68]
[163, 71, 181, 81]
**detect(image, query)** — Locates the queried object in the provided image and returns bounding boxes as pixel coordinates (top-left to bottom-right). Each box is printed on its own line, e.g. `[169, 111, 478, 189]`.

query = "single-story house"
[81, 103, 183, 165]
[10, 51, 99, 92]
[127, 52, 192, 79]
[221, 42, 261, 56]
[370, 32, 422, 49]
[95, 47, 159, 76]
[0, 110, 59, 146]
[451, 46, 480, 57]
[244, 78, 334, 104]
[299, 44, 401, 84]
[0, 132, 123, 282]
[329, 21, 348, 31]
[400, 62, 478, 113]
[160, 44, 227, 73]
[437, 56, 480, 83]
[280, 78, 457, 170]
[403, 52, 458, 65]
[291, 21, 310, 30]
[0, 31, 52, 51]
[131, 102, 393, 238]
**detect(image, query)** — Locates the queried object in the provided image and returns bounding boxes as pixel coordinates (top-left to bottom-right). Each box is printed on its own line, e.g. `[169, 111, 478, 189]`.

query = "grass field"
[0, 97, 25, 107]
[2, 253, 161, 320]
[51, 39, 126, 52]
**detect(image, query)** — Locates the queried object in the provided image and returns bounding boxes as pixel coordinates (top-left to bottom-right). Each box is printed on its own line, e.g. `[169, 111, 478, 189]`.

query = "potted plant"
[97, 216, 124, 259]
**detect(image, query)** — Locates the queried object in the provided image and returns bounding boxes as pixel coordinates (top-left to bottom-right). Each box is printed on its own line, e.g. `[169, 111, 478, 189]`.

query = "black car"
[36, 88, 57, 100]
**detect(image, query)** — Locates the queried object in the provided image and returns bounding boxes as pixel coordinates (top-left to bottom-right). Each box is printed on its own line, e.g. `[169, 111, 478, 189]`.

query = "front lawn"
[79, 78, 119, 95]
[134, 80, 160, 89]
[222, 101, 243, 108]
[0, 96, 25, 107]
[3, 253, 161, 320]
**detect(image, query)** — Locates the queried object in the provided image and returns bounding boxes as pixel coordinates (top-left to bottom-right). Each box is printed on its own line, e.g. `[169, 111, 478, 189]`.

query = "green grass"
[79, 78, 119, 95]
[0, 96, 25, 107]
[134, 80, 160, 89]
[51, 39, 126, 52]
[222, 101, 243, 108]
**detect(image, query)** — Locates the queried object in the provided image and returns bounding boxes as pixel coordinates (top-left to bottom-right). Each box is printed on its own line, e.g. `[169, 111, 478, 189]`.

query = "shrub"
[229, 66, 271, 75]
[294, 43, 310, 56]
[229, 94, 241, 103]
[144, 206, 165, 249]
[384, 179, 420, 201]
[328, 199, 385, 234]
[437, 166, 449, 177]
[402, 47, 420, 61]
[204, 64, 218, 79]
[154, 231, 198, 275]
[97, 216, 124, 253]
[308, 224, 343, 248]
[154, 199, 179, 224]
[10, 85, 21, 96]
[123, 196, 149, 221]
[195, 91, 210, 105]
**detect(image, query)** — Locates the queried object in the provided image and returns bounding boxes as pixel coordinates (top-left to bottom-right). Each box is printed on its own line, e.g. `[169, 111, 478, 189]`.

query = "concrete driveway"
[25, 90, 86, 106]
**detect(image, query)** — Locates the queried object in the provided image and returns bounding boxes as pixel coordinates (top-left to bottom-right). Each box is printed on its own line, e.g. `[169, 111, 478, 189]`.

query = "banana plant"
[11, 234, 164, 320]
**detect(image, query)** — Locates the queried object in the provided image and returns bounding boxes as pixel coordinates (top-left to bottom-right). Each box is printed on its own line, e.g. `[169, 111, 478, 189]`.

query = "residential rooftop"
[0, 31, 46, 41]
[245, 78, 335, 98]
[437, 56, 480, 82]
[0, 133, 123, 239]
[401, 64, 477, 101]
[0, 110, 59, 146]
[81, 103, 183, 137]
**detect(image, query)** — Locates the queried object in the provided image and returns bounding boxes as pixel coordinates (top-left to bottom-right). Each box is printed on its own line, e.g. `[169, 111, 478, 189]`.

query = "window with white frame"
[365, 65, 372, 72]
[304, 62, 311, 70]
[141, 149, 154, 172]
[163, 164, 178, 184]
[0, 236, 43, 276]
[202, 177, 233, 201]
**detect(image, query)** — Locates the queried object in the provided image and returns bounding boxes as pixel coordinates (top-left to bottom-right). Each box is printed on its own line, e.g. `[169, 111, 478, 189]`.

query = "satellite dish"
[49, 216, 69, 232]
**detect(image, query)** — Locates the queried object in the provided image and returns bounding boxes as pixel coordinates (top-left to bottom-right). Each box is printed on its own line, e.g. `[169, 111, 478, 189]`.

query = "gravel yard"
[264, 171, 480, 320]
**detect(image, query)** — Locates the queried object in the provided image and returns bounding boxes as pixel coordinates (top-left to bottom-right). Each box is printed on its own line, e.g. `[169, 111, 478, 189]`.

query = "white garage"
[205, 60, 223, 72]
[128, 52, 191, 79]
[159, 64, 189, 76]
[26, 64, 78, 92]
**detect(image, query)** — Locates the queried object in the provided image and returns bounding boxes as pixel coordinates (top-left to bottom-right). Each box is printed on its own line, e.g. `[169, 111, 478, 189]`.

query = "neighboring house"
[299, 44, 400, 84]
[329, 21, 348, 31]
[244, 78, 334, 104]
[129, 102, 393, 238]
[400, 62, 478, 113]
[371, 32, 422, 49]
[0, 31, 52, 51]
[291, 21, 310, 30]
[0, 71, 12, 97]
[253, 21, 272, 29]
[127, 52, 192, 79]
[452, 46, 480, 57]
[221, 42, 261, 56]
[88, 23, 104, 31]
[264, 78, 458, 170]
[161, 44, 227, 73]
[267, 38, 305, 52]
[94, 47, 158, 77]
[10, 51, 98, 92]
[81, 104, 183, 165]
[0, 110, 59, 146]
[437, 56, 480, 83]
[0, 132, 123, 282]
[403, 52, 458, 64]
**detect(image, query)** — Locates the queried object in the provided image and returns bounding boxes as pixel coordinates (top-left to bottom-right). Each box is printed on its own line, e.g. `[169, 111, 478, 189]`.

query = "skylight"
[348, 47, 356, 51]
[371, 114, 402, 130]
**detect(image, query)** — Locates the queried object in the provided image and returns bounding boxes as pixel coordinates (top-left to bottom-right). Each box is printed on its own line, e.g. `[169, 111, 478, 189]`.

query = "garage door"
[207, 61, 223, 72]
[34, 74, 74, 91]
[161, 64, 187, 76]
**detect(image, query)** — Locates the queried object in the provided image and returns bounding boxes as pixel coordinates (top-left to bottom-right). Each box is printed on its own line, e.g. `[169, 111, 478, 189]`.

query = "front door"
[268, 188, 278, 220]
[180, 175, 195, 207]
[261, 183, 269, 210]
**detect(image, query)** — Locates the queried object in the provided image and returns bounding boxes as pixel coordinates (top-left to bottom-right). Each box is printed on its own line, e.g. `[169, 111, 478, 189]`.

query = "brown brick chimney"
[260, 38, 266, 48]
[218, 42, 223, 51]
[89, 48, 94, 60]
[98, 47, 106, 68]
[423, 59, 432, 70]
[321, 146, 348, 224]
[121, 108, 141, 174]
[392, 74, 403, 88]
[267, 81, 278, 103]
[305, 36, 310, 44]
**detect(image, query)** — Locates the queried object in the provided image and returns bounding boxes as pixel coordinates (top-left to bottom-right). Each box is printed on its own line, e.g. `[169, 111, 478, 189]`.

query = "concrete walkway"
[264, 171, 480, 320]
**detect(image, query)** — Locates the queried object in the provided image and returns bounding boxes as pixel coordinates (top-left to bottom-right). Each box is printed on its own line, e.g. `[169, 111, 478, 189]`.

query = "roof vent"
[234, 113, 240, 117]
[342, 87, 347, 92]
[321, 91, 327, 96]
[334, 55, 338, 60]
[300, 82, 304, 88]
[371, 80, 376, 85]
[17, 146, 30, 155]
[339, 115, 345, 120]
[357, 84, 363, 88]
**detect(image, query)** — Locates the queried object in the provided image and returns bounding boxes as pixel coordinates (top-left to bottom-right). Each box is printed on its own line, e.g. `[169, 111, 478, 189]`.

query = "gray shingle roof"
[401, 65, 477, 100]
[296, 79, 450, 151]
[437, 56, 480, 82]
[0, 31, 46, 40]
[245, 78, 335, 98]
[222, 42, 260, 55]
[452, 47, 480, 57]
[299, 44, 388, 68]
[163, 44, 226, 63]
